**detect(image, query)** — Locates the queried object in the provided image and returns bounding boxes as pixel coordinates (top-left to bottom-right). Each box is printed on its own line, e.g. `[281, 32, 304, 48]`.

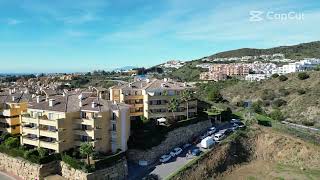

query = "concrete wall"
[0, 152, 59, 180]
[127, 120, 212, 164]
[60, 159, 128, 180]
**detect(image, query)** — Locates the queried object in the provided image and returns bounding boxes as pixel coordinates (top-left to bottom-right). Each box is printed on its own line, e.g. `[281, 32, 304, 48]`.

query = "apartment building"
[200, 64, 249, 81]
[0, 89, 29, 135]
[109, 78, 197, 121]
[20, 92, 130, 153]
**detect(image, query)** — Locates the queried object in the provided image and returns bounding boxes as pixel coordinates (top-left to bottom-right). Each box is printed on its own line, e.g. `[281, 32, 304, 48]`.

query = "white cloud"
[65, 29, 88, 37]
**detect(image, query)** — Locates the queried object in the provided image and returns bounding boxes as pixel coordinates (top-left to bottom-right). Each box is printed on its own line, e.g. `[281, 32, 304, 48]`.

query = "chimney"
[91, 102, 96, 108]
[79, 101, 82, 107]
[36, 96, 40, 103]
[164, 78, 168, 82]
[12, 96, 15, 102]
[99, 92, 102, 99]
[49, 99, 55, 107]
[9, 89, 12, 95]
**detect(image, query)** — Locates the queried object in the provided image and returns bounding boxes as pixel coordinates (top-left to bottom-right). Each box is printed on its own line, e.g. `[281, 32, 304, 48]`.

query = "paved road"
[0, 172, 16, 180]
[128, 122, 236, 180]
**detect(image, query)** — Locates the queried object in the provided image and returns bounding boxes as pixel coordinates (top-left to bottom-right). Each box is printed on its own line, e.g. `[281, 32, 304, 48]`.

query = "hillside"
[221, 71, 320, 127]
[170, 126, 320, 180]
[167, 41, 320, 82]
[209, 41, 320, 60]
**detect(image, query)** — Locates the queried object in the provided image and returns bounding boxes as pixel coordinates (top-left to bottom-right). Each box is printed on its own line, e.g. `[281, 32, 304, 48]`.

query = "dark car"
[191, 148, 202, 156]
[225, 128, 234, 135]
[234, 121, 246, 129]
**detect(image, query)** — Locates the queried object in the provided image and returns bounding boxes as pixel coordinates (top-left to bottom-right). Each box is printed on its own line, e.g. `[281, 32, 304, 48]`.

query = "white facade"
[245, 74, 270, 81]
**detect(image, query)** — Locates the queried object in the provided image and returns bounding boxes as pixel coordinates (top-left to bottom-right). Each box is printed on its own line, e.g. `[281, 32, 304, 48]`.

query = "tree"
[207, 88, 223, 102]
[168, 97, 179, 120]
[297, 72, 310, 80]
[38, 148, 48, 158]
[269, 109, 285, 121]
[251, 101, 263, 114]
[4, 137, 19, 149]
[80, 143, 94, 166]
[278, 75, 288, 81]
[180, 90, 193, 119]
[271, 73, 279, 78]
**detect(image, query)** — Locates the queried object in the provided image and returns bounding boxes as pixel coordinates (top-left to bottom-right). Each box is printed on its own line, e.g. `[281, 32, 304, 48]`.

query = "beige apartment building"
[200, 64, 249, 81]
[20, 92, 130, 153]
[110, 78, 197, 121]
[0, 90, 29, 135]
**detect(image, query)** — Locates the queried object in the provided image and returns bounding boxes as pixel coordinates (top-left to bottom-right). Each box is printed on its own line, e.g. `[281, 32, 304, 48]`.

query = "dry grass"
[222, 71, 320, 127]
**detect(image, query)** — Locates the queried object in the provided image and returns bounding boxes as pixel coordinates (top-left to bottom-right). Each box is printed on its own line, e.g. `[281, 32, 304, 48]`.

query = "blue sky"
[0, 0, 319, 73]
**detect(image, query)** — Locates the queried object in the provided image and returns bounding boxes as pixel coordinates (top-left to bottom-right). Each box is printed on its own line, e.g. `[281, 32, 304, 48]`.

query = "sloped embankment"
[171, 126, 320, 180]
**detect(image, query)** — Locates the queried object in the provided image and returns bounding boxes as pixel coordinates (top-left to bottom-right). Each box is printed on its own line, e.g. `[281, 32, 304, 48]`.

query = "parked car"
[159, 155, 171, 163]
[172, 147, 183, 156]
[232, 123, 239, 131]
[213, 133, 225, 141]
[209, 127, 216, 132]
[225, 128, 234, 135]
[191, 148, 202, 156]
[231, 118, 240, 123]
[201, 136, 215, 149]
[234, 121, 245, 128]
[183, 143, 191, 149]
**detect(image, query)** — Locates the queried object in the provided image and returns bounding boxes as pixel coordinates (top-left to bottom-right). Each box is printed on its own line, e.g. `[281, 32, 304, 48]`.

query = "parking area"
[128, 119, 245, 180]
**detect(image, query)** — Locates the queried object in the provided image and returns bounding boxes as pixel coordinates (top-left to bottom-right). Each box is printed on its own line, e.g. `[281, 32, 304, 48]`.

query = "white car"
[209, 127, 216, 132]
[170, 147, 183, 156]
[159, 155, 171, 163]
[213, 133, 225, 141]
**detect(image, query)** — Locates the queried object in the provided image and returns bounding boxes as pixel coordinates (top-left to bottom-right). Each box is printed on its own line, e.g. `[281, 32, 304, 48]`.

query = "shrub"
[62, 154, 84, 170]
[257, 120, 272, 127]
[38, 148, 48, 158]
[278, 88, 290, 96]
[251, 102, 263, 114]
[95, 151, 125, 170]
[271, 74, 279, 78]
[278, 75, 288, 81]
[261, 89, 276, 101]
[261, 100, 271, 107]
[297, 72, 310, 80]
[269, 109, 285, 121]
[272, 99, 287, 107]
[302, 120, 315, 126]
[297, 89, 306, 95]
[0, 133, 12, 141]
[4, 137, 19, 149]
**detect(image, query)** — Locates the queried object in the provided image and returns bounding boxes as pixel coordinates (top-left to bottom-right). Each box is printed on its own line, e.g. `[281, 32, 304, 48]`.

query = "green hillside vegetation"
[168, 41, 320, 82]
[210, 41, 320, 60]
[220, 71, 320, 128]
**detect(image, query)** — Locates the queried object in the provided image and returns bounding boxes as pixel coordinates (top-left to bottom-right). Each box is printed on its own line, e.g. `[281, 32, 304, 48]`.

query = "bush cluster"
[278, 75, 288, 81]
[297, 72, 310, 80]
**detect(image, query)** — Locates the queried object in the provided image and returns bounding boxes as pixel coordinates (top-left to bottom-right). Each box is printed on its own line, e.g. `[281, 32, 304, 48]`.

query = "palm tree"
[80, 142, 94, 165]
[181, 90, 193, 120]
[168, 97, 179, 120]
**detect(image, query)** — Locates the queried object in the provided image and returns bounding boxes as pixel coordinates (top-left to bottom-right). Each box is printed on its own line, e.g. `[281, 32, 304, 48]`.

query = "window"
[112, 112, 116, 120]
[48, 113, 54, 120]
[112, 123, 116, 131]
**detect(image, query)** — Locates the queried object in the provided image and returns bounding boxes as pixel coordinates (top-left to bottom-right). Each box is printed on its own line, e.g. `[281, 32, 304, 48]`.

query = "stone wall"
[0, 153, 59, 180]
[60, 159, 128, 180]
[127, 120, 212, 164]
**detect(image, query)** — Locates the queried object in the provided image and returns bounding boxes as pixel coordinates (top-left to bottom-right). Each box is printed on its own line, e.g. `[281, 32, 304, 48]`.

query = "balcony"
[21, 126, 38, 135]
[39, 140, 59, 151]
[39, 129, 60, 139]
[21, 137, 39, 146]
[39, 118, 62, 127]
[21, 116, 38, 124]
[74, 129, 95, 137]
[74, 118, 95, 126]
[123, 95, 144, 100]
